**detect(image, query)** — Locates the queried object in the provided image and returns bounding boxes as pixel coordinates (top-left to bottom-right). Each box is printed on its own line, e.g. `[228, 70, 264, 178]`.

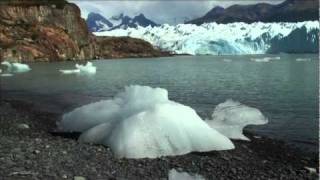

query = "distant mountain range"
[86, 13, 159, 32]
[187, 0, 319, 25]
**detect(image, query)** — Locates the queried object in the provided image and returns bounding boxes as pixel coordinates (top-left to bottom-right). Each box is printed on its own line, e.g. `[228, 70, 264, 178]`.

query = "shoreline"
[0, 99, 318, 179]
[2, 52, 318, 64]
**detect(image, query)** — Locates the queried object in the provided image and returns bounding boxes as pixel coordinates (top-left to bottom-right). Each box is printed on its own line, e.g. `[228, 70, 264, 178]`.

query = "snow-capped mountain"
[86, 13, 158, 32]
[86, 12, 113, 32]
[109, 13, 125, 28]
[94, 21, 319, 55]
[187, 0, 318, 24]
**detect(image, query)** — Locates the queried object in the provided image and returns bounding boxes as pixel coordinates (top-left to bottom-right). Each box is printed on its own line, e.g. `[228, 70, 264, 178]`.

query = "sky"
[71, 0, 285, 24]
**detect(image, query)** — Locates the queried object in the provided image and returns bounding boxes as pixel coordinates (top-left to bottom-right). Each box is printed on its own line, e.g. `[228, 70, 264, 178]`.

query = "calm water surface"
[1, 54, 318, 151]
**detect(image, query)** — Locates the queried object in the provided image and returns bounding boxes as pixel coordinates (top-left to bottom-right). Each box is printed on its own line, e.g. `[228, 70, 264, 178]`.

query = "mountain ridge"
[187, 0, 319, 25]
[86, 12, 159, 32]
[87, 12, 113, 32]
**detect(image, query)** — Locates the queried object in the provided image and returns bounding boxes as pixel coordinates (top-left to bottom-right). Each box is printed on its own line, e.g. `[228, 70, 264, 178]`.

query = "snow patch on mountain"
[86, 13, 113, 32]
[95, 21, 319, 55]
[87, 12, 158, 32]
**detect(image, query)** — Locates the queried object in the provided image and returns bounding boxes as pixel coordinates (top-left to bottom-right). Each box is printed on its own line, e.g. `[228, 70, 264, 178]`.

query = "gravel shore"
[0, 100, 318, 180]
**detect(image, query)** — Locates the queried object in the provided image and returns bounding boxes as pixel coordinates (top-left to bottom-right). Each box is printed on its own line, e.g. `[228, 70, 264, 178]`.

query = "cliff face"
[96, 37, 166, 59]
[0, 0, 166, 62]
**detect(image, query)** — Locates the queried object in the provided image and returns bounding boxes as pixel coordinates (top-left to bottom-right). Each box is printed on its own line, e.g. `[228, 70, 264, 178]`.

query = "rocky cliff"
[0, 0, 166, 62]
[96, 37, 166, 59]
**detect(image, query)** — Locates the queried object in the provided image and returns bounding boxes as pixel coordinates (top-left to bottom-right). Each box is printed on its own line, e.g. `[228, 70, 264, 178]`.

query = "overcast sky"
[71, 0, 285, 24]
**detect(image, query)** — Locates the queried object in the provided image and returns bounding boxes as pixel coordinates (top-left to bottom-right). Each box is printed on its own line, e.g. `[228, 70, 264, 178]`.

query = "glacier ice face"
[267, 26, 319, 53]
[206, 99, 268, 141]
[59, 85, 235, 158]
[60, 61, 96, 75]
[1, 61, 31, 73]
[95, 21, 319, 55]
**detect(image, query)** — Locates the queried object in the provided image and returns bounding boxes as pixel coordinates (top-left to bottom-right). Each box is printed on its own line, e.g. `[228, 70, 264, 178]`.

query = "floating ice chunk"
[0, 73, 13, 77]
[11, 63, 31, 72]
[272, 57, 281, 60]
[223, 59, 232, 62]
[75, 62, 96, 74]
[250, 58, 270, 62]
[250, 57, 280, 62]
[60, 61, 96, 75]
[168, 169, 205, 180]
[304, 167, 317, 174]
[59, 85, 235, 158]
[1, 61, 11, 68]
[59, 69, 80, 74]
[1, 61, 31, 73]
[296, 58, 311, 62]
[206, 99, 268, 141]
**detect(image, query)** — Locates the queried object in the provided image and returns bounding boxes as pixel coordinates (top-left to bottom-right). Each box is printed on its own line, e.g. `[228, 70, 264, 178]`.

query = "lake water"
[1, 54, 318, 152]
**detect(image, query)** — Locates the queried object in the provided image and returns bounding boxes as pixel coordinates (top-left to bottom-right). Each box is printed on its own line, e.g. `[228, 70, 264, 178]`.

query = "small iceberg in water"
[296, 58, 311, 62]
[75, 61, 97, 74]
[250, 57, 280, 63]
[1, 61, 31, 73]
[205, 99, 268, 141]
[60, 61, 96, 75]
[58, 85, 268, 158]
[223, 59, 232, 62]
[0, 73, 14, 77]
[59, 69, 80, 74]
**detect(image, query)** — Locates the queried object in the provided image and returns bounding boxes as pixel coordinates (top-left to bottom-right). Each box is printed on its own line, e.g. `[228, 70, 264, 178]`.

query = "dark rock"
[96, 36, 170, 59]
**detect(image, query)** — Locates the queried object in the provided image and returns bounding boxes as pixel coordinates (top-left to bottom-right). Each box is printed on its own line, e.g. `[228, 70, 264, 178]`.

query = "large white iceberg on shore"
[59, 85, 268, 159]
[95, 21, 319, 55]
[59, 85, 235, 158]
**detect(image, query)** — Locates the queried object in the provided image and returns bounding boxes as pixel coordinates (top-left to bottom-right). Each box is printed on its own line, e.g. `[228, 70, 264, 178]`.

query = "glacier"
[59, 85, 267, 159]
[95, 21, 319, 55]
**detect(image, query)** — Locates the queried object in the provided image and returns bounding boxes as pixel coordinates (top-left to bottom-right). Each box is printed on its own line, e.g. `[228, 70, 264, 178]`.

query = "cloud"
[71, 0, 284, 24]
